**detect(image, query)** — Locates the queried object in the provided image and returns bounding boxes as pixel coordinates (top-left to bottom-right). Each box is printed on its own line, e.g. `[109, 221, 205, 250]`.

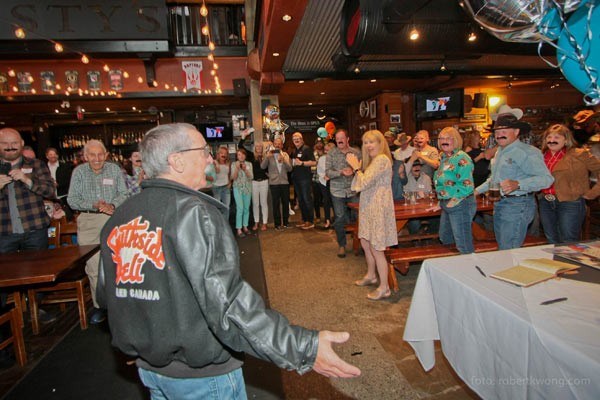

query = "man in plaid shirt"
[0, 128, 55, 252]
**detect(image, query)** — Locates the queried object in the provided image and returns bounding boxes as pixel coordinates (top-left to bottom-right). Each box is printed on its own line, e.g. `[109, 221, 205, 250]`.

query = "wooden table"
[349, 197, 494, 254]
[0, 245, 99, 288]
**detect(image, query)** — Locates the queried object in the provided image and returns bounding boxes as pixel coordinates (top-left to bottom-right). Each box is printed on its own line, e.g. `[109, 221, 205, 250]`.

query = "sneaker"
[282, 225, 291, 229]
[301, 222, 315, 230]
[38, 308, 58, 324]
[90, 308, 107, 325]
[295, 222, 306, 228]
[275, 225, 283, 231]
[289, 208, 296, 216]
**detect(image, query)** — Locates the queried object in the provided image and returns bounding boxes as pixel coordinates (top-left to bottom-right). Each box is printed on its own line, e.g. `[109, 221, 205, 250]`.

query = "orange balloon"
[325, 121, 336, 135]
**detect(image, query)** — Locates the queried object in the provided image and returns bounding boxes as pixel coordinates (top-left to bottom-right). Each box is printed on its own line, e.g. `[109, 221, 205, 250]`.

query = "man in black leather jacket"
[97, 123, 359, 399]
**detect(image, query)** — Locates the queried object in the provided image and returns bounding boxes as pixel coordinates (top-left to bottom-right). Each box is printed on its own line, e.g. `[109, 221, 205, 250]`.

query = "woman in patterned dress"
[346, 130, 398, 300]
[430, 127, 476, 253]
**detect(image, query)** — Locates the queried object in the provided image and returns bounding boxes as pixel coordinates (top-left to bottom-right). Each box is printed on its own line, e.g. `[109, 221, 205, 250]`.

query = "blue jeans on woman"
[439, 195, 476, 254]
[539, 196, 586, 244]
[212, 185, 231, 221]
[138, 367, 247, 400]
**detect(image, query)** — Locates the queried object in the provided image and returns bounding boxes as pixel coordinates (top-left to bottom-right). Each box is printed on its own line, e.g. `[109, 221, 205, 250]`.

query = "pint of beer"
[489, 182, 501, 202]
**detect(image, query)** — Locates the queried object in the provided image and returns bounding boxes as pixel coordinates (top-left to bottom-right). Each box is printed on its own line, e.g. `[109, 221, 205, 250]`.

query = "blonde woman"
[346, 130, 397, 300]
[251, 141, 270, 230]
[213, 146, 232, 220]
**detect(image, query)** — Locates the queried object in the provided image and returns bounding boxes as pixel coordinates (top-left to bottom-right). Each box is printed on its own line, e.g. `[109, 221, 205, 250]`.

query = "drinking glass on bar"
[428, 191, 436, 206]
[488, 181, 501, 202]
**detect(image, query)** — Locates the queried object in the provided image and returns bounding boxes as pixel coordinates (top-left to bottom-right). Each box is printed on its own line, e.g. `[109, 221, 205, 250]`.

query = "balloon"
[317, 127, 328, 138]
[461, 0, 585, 43]
[324, 121, 336, 135]
[264, 104, 280, 120]
[557, 2, 600, 104]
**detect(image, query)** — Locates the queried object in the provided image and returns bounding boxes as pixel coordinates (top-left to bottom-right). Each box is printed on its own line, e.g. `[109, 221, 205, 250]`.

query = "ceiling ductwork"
[339, 0, 546, 60]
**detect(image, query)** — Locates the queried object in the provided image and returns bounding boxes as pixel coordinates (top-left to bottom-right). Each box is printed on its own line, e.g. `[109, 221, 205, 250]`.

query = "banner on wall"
[40, 71, 55, 92]
[182, 61, 203, 90]
[65, 70, 79, 91]
[109, 70, 123, 90]
[87, 71, 101, 90]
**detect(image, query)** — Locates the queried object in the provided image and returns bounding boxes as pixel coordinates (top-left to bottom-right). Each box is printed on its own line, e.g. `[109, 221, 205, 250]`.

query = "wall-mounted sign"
[40, 71, 55, 92]
[287, 120, 321, 134]
[87, 70, 101, 90]
[109, 70, 123, 90]
[0, 0, 168, 40]
[182, 61, 203, 90]
[65, 70, 79, 90]
[17, 72, 32, 93]
[461, 113, 486, 121]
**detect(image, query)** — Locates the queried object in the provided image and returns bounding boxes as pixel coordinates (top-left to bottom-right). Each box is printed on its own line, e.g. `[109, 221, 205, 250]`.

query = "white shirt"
[393, 145, 415, 162]
[48, 161, 59, 181]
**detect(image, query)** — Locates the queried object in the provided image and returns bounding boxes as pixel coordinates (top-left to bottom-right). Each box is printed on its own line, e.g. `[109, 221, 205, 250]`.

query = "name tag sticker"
[102, 178, 114, 185]
[21, 168, 33, 174]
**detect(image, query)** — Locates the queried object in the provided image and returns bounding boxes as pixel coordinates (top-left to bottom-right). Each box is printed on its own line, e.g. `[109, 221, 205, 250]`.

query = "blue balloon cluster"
[555, 1, 599, 105]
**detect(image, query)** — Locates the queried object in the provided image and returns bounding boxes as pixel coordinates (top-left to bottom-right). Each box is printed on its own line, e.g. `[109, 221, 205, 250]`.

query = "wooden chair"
[0, 307, 27, 366]
[27, 218, 89, 334]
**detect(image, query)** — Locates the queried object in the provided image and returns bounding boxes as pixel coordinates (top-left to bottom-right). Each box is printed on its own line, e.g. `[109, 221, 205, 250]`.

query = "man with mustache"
[1, 128, 57, 366]
[475, 106, 553, 250]
[67, 139, 128, 324]
[407, 130, 440, 180]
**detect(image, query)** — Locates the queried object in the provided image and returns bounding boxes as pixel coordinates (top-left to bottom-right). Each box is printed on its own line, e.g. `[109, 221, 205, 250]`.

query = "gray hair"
[84, 139, 106, 154]
[140, 123, 195, 178]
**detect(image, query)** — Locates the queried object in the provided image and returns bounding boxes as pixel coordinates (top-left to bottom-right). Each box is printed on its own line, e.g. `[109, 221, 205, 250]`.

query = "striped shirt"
[67, 162, 128, 211]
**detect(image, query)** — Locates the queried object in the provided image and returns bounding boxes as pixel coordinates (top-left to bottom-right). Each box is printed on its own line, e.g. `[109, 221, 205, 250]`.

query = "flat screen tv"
[415, 89, 464, 120]
[197, 122, 233, 142]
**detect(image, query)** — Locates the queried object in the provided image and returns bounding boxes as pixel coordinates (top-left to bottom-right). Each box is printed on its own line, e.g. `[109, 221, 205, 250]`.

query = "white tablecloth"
[403, 245, 600, 400]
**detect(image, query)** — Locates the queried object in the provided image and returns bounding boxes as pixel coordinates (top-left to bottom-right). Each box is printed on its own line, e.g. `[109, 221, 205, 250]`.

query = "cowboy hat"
[394, 132, 412, 146]
[383, 131, 395, 139]
[492, 114, 531, 131]
[573, 110, 599, 128]
[490, 104, 524, 121]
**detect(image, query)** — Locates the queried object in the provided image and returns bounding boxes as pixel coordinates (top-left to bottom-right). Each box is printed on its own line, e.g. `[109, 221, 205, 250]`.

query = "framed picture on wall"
[390, 114, 401, 124]
[369, 100, 377, 119]
[368, 122, 377, 131]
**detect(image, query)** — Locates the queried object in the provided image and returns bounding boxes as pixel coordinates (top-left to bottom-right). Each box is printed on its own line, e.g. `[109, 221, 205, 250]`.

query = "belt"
[501, 192, 533, 198]
[254, 178, 267, 182]
[80, 210, 102, 214]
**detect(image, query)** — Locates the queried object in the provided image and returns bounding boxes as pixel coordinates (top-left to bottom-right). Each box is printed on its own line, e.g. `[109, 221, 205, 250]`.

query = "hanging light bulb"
[8, 69, 16, 77]
[202, 25, 209, 36]
[213, 63, 219, 70]
[54, 42, 64, 53]
[210, 70, 216, 76]
[468, 31, 477, 42]
[409, 27, 419, 41]
[103, 64, 110, 72]
[200, 4, 208, 17]
[440, 60, 447, 71]
[81, 54, 90, 64]
[14, 27, 25, 39]
[208, 42, 215, 51]
[123, 71, 129, 78]
[207, 54, 214, 62]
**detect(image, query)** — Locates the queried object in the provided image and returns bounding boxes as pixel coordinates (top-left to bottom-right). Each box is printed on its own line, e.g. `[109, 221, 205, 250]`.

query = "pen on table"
[540, 297, 568, 306]
[475, 265, 486, 277]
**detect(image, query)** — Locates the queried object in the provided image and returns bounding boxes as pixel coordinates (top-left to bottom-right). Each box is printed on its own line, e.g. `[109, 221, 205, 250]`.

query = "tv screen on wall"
[415, 89, 464, 120]
[197, 122, 233, 142]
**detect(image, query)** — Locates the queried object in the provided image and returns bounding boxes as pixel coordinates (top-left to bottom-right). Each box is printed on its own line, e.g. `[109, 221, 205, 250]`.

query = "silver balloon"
[461, 0, 584, 43]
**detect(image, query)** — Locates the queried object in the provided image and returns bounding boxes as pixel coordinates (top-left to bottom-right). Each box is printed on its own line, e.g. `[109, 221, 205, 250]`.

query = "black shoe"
[38, 308, 58, 324]
[90, 308, 107, 325]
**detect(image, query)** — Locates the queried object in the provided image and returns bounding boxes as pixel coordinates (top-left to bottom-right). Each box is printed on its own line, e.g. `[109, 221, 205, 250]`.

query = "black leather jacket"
[97, 178, 318, 376]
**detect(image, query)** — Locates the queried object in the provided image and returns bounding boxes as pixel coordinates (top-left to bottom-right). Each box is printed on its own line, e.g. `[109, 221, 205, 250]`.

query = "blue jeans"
[331, 194, 359, 247]
[294, 178, 314, 223]
[233, 188, 251, 229]
[439, 195, 476, 254]
[0, 228, 48, 253]
[494, 195, 536, 250]
[212, 185, 231, 220]
[539, 196, 586, 244]
[138, 368, 247, 400]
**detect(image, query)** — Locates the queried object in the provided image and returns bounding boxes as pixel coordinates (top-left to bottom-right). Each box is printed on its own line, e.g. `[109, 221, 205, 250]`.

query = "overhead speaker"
[473, 93, 488, 108]
[233, 79, 248, 97]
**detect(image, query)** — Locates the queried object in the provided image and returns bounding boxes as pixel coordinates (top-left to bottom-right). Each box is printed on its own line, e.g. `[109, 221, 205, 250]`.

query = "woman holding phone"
[231, 148, 253, 237]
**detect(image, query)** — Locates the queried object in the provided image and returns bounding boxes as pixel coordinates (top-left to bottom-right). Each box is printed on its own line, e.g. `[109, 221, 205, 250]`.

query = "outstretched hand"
[426, 204, 441, 212]
[313, 331, 361, 378]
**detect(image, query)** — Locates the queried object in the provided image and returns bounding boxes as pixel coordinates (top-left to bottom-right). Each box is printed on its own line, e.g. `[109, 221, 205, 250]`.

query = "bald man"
[0, 128, 55, 253]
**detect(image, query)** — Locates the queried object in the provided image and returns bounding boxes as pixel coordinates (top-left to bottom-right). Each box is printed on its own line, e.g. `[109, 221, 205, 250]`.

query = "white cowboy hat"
[491, 104, 524, 121]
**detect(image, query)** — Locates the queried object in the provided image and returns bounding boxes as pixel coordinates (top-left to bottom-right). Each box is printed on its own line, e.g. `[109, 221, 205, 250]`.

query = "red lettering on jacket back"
[107, 216, 165, 284]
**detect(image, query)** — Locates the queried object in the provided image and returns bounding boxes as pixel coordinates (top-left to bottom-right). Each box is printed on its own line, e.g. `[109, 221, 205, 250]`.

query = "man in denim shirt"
[475, 106, 553, 249]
